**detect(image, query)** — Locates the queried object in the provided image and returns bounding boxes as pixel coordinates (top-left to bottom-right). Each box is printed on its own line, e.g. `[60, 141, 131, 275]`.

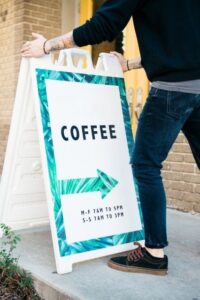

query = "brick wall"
[163, 134, 200, 213]
[0, 0, 61, 172]
[0, 0, 18, 173]
[23, 0, 61, 44]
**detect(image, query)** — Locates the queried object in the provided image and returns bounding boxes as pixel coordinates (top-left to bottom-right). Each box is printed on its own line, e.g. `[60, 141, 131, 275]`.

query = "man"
[21, 0, 200, 276]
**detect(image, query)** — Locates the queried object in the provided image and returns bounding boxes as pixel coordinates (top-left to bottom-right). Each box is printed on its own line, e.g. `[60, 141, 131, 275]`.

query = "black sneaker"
[108, 242, 168, 276]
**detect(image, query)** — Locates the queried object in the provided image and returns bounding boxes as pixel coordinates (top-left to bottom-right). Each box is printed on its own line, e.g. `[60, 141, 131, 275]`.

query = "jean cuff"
[145, 242, 168, 249]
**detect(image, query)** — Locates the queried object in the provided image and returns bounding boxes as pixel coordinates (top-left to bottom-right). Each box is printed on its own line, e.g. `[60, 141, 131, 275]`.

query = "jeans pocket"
[166, 91, 193, 119]
[149, 87, 158, 97]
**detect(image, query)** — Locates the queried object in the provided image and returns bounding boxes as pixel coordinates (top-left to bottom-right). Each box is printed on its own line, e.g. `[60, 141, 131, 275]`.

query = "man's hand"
[21, 33, 46, 58]
[111, 51, 142, 72]
[21, 31, 76, 58]
[111, 51, 129, 72]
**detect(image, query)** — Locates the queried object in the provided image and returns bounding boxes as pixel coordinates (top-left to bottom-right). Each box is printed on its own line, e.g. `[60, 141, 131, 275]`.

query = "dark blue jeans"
[131, 87, 200, 249]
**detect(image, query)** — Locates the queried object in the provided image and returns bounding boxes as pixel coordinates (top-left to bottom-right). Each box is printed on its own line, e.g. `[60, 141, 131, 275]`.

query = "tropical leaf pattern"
[36, 69, 144, 257]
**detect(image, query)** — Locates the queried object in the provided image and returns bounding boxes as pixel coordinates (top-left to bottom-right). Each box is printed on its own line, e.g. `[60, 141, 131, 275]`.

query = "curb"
[33, 275, 81, 300]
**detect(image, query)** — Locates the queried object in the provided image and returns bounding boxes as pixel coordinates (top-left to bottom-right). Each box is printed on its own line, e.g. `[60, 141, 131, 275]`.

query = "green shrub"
[0, 223, 42, 300]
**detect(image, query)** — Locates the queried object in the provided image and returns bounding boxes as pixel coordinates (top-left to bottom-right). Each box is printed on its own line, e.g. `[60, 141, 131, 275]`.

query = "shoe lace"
[127, 242, 144, 261]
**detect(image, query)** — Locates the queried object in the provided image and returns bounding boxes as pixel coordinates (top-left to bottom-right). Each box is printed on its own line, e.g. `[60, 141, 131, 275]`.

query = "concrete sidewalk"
[16, 209, 200, 300]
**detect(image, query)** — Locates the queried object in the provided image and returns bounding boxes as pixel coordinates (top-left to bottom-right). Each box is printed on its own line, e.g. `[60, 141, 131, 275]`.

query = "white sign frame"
[1, 49, 144, 274]
[31, 50, 143, 274]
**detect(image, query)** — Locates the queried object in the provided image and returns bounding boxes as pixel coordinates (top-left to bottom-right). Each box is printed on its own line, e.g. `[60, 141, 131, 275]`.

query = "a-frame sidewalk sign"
[0, 49, 144, 274]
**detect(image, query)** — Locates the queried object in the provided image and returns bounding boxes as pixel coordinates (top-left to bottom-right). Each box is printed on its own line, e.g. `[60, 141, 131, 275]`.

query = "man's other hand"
[21, 33, 46, 58]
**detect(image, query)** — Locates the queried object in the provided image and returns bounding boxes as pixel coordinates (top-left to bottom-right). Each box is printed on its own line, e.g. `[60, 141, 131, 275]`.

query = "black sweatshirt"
[73, 0, 200, 82]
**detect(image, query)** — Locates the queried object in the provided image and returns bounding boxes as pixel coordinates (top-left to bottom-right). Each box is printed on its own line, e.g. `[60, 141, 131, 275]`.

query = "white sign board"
[1, 50, 143, 273]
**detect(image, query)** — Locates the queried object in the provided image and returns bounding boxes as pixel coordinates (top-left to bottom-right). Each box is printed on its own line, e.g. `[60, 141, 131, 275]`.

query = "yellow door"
[124, 20, 149, 136]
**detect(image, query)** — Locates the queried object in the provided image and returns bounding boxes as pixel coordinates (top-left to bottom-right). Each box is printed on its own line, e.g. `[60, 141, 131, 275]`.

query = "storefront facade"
[0, 0, 199, 212]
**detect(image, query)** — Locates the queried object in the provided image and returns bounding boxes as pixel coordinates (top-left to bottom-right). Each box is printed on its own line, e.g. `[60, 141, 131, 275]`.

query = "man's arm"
[127, 58, 142, 70]
[21, 31, 75, 57]
[73, 0, 140, 47]
[111, 52, 142, 72]
[45, 32, 75, 53]
[21, 0, 140, 58]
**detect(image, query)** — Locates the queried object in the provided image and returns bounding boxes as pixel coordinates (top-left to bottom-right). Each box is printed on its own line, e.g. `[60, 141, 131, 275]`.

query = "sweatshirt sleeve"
[73, 0, 140, 47]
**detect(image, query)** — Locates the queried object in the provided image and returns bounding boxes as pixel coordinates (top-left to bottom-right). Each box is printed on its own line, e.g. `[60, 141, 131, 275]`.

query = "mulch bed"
[0, 284, 42, 300]
[0, 269, 42, 300]
[0, 285, 41, 300]
[0, 285, 27, 300]
[0, 286, 42, 299]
